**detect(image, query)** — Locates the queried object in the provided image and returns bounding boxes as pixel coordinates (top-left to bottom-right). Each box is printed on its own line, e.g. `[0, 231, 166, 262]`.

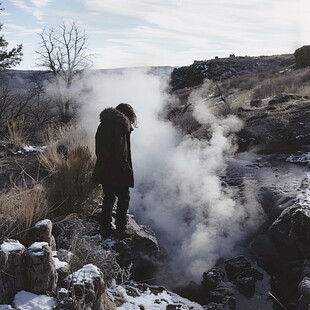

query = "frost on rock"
[64, 264, 113, 310]
[66, 263, 102, 284]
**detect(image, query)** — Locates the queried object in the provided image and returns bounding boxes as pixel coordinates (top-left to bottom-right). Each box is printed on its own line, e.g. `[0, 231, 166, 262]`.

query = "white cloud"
[4, 23, 41, 35]
[10, 0, 53, 21]
[9, 0, 30, 11]
[80, 0, 310, 68]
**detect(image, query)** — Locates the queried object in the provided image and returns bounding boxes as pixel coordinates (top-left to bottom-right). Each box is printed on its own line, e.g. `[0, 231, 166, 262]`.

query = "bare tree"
[36, 22, 93, 122]
[36, 21, 92, 87]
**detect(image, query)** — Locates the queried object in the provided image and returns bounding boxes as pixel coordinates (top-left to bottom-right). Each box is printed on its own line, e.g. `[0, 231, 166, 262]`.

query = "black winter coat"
[92, 108, 134, 188]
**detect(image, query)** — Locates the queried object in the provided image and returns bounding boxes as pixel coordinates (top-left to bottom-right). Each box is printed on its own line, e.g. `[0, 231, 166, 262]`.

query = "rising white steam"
[50, 69, 265, 283]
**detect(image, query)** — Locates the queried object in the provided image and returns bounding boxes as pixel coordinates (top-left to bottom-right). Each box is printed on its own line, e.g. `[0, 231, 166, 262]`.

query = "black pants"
[101, 185, 130, 232]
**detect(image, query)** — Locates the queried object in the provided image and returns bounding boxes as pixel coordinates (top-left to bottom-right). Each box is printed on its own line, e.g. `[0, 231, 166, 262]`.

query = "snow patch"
[34, 219, 51, 228]
[23, 146, 46, 153]
[286, 152, 310, 165]
[1, 240, 24, 254]
[66, 264, 102, 284]
[116, 286, 203, 310]
[13, 291, 56, 310]
[52, 257, 68, 270]
[27, 242, 49, 256]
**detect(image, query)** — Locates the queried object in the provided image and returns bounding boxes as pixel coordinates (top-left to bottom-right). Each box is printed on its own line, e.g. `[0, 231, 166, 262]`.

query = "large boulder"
[0, 240, 25, 303]
[294, 45, 310, 68]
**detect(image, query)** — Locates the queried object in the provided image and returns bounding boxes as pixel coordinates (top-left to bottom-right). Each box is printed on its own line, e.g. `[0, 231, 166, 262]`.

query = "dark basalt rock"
[112, 215, 161, 282]
[269, 176, 310, 256]
[202, 268, 225, 291]
[294, 45, 310, 68]
[225, 256, 263, 295]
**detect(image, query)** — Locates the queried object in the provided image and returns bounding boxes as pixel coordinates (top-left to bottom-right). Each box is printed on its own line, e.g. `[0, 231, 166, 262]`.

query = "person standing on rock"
[92, 103, 136, 237]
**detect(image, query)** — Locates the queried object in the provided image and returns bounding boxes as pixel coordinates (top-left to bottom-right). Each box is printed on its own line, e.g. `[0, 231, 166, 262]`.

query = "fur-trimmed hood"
[99, 108, 131, 132]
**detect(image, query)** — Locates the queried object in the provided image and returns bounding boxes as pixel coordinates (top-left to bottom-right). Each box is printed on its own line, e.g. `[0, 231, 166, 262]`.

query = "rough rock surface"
[25, 241, 58, 294]
[237, 94, 310, 152]
[64, 264, 115, 310]
[294, 45, 310, 68]
[170, 55, 294, 91]
[225, 256, 263, 295]
[111, 214, 161, 281]
[269, 174, 310, 255]
[0, 240, 25, 303]
[29, 219, 56, 250]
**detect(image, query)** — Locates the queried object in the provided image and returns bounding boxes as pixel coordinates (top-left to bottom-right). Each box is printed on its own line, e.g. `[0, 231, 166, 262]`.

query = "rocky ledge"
[170, 54, 294, 91]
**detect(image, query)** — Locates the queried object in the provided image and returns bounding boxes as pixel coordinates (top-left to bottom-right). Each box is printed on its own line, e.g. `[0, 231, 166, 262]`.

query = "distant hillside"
[0, 66, 174, 92]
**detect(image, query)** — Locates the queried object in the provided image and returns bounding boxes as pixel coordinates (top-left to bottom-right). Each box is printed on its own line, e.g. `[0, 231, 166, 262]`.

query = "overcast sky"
[1, 0, 309, 70]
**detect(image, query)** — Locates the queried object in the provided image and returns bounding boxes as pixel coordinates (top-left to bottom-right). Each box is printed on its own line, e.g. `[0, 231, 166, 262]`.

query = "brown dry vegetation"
[216, 67, 310, 110]
[38, 124, 97, 218]
[0, 182, 49, 244]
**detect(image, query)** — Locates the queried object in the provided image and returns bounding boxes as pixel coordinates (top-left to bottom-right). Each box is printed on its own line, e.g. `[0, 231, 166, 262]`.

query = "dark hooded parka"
[93, 108, 134, 188]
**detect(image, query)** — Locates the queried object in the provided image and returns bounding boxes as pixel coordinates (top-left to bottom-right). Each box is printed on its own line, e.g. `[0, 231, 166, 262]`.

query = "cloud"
[9, 0, 30, 11]
[4, 23, 41, 35]
[81, 0, 309, 69]
[10, 0, 53, 22]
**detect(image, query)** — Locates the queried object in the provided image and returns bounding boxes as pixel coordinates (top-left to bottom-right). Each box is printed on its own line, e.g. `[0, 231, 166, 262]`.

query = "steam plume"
[49, 69, 265, 283]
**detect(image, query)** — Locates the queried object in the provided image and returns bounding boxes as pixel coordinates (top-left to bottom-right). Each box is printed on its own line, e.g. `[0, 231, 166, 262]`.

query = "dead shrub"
[0, 183, 49, 244]
[43, 145, 96, 217]
[38, 124, 96, 217]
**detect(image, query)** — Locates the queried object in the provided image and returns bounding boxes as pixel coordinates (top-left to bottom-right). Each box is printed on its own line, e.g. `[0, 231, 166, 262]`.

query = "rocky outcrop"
[111, 214, 161, 281]
[237, 94, 310, 152]
[0, 240, 25, 303]
[25, 241, 58, 295]
[269, 175, 310, 255]
[64, 264, 116, 310]
[294, 45, 310, 68]
[170, 55, 294, 91]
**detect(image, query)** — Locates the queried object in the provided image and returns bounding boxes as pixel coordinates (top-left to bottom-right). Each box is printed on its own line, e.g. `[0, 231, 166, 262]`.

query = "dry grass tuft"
[0, 182, 49, 244]
[6, 115, 30, 147]
[39, 124, 96, 217]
